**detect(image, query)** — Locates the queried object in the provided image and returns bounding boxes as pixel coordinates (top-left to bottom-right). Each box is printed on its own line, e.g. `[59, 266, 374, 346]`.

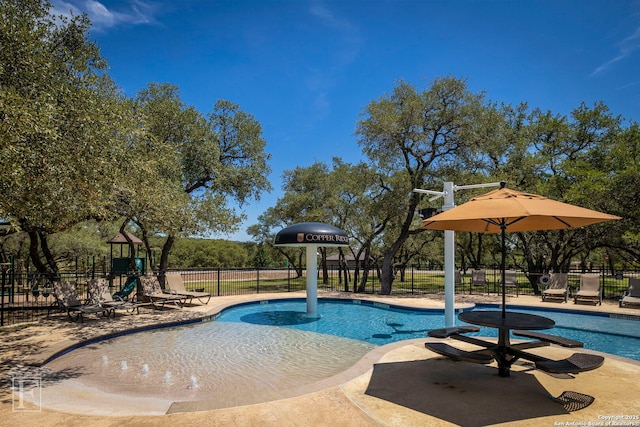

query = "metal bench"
[512, 330, 584, 348]
[535, 353, 604, 374]
[425, 342, 494, 364]
[427, 326, 480, 338]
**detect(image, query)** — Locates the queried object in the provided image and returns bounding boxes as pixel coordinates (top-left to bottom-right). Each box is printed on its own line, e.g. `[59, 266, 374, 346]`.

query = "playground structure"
[107, 232, 147, 293]
[0, 232, 150, 325]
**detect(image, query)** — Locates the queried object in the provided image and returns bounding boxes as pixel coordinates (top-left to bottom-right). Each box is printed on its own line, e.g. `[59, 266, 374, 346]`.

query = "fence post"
[9, 255, 15, 303]
[1, 264, 6, 327]
[217, 267, 221, 296]
[600, 265, 605, 300]
[287, 265, 291, 292]
[411, 266, 414, 294]
[256, 268, 260, 293]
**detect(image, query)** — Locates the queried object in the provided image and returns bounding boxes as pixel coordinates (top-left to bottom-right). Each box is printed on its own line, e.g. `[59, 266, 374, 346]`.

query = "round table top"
[458, 310, 555, 330]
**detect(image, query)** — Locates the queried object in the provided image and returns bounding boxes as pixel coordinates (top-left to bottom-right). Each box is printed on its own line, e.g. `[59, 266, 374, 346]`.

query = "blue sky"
[52, 0, 640, 241]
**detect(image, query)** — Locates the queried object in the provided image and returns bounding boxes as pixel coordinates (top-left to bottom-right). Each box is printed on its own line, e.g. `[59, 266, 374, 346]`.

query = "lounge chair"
[51, 280, 114, 322]
[164, 273, 211, 305]
[139, 275, 187, 309]
[501, 270, 519, 297]
[541, 273, 569, 303]
[620, 277, 640, 308]
[87, 278, 147, 314]
[574, 274, 602, 305]
[454, 270, 464, 288]
[470, 270, 488, 294]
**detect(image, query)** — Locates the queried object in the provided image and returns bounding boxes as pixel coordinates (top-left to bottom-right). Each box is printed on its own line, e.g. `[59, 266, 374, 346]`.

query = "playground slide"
[113, 276, 137, 300]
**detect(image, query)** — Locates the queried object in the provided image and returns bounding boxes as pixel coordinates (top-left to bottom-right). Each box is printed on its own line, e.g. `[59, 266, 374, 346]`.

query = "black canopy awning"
[274, 222, 349, 247]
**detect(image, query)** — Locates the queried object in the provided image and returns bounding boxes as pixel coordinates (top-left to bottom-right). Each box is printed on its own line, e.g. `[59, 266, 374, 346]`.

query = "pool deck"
[2, 291, 640, 426]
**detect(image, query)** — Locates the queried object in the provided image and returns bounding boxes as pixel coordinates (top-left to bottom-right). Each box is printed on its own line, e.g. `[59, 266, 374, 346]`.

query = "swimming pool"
[44, 297, 640, 412]
[216, 298, 640, 361]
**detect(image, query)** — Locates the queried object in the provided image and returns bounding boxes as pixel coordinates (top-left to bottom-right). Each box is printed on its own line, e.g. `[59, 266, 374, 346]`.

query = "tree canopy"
[1, 0, 131, 273]
[0, 1, 271, 274]
[254, 77, 636, 294]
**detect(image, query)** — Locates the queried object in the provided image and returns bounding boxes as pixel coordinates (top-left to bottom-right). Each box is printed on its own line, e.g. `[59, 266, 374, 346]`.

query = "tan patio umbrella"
[420, 184, 621, 317]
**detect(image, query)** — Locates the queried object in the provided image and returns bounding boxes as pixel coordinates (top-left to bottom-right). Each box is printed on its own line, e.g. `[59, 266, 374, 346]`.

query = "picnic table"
[426, 310, 604, 377]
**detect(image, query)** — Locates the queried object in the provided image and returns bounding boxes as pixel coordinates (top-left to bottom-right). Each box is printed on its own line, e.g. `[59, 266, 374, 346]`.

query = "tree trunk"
[353, 260, 360, 293]
[298, 252, 304, 277]
[474, 234, 484, 268]
[524, 255, 542, 295]
[27, 230, 50, 276]
[380, 252, 396, 295]
[338, 248, 350, 292]
[357, 268, 369, 293]
[379, 192, 419, 295]
[320, 247, 328, 285]
[606, 250, 615, 276]
[275, 248, 303, 278]
[159, 234, 175, 274]
[38, 231, 59, 277]
[134, 219, 155, 271]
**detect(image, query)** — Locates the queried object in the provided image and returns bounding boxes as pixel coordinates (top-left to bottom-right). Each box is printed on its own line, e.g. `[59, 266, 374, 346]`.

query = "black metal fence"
[1, 264, 638, 327]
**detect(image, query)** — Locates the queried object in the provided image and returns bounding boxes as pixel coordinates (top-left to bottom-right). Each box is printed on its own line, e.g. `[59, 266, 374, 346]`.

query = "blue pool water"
[216, 298, 640, 361]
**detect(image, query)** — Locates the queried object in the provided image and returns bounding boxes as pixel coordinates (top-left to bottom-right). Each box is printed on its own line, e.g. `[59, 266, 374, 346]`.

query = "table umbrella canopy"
[420, 187, 621, 233]
[420, 186, 621, 317]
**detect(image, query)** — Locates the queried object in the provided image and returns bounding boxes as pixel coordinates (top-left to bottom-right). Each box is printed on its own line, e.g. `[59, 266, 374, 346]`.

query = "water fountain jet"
[188, 375, 198, 389]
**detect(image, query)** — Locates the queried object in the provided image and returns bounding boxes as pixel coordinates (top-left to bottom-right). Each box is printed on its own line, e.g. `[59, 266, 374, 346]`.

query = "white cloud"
[51, 1, 82, 20]
[85, 0, 117, 28]
[591, 54, 625, 76]
[309, 2, 354, 32]
[592, 26, 640, 76]
[51, 0, 157, 32]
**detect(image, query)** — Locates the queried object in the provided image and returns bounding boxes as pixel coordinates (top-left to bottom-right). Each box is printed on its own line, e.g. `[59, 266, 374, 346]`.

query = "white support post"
[442, 182, 455, 327]
[306, 244, 319, 318]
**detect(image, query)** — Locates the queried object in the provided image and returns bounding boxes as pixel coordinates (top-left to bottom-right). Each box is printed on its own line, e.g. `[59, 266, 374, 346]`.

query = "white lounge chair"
[502, 270, 519, 297]
[542, 273, 569, 303]
[165, 273, 211, 305]
[574, 274, 602, 305]
[470, 270, 488, 294]
[620, 277, 640, 308]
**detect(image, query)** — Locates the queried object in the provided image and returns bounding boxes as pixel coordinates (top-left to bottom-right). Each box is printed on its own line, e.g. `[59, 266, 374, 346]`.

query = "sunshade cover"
[420, 187, 621, 233]
[274, 222, 349, 247]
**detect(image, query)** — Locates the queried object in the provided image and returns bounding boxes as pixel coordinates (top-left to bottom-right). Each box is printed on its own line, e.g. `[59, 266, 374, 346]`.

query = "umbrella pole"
[501, 224, 506, 318]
